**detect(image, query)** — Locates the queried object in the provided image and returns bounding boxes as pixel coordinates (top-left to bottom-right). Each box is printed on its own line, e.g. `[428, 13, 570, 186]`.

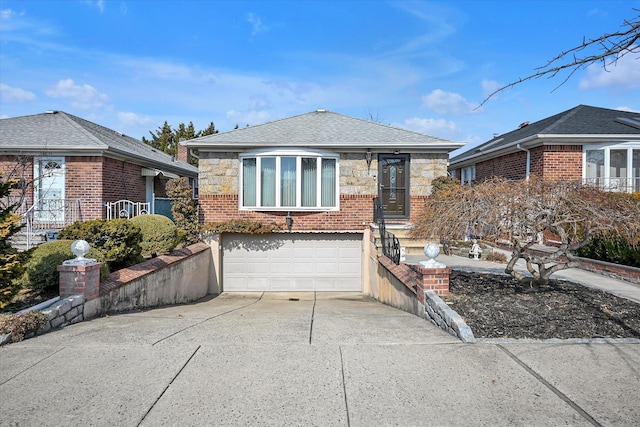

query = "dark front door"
[379, 154, 409, 219]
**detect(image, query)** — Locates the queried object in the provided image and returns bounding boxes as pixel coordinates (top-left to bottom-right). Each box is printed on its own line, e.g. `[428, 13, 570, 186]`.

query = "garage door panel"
[223, 234, 362, 292]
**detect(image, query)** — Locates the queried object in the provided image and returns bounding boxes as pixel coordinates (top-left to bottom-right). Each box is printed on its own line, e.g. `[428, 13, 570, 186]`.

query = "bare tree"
[478, 9, 640, 108]
[410, 177, 640, 284]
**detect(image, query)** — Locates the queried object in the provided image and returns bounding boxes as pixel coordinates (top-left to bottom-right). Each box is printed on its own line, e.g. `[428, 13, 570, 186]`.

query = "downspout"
[516, 144, 531, 181]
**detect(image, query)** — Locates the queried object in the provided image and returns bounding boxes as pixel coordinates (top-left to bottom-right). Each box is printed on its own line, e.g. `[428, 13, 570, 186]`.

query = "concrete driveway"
[1, 292, 639, 426]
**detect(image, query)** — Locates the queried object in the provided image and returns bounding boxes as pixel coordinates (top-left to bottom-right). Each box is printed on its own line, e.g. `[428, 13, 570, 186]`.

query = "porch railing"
[583, 177, 640, 193]
[22, 199, 83, 250]
[105, 200, 150, 220]
[374, 197, 401, 264]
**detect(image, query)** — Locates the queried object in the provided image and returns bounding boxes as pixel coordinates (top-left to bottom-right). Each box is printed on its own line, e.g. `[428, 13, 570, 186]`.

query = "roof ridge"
[539, 105, 585, 134]
[58, 112, 109, 148]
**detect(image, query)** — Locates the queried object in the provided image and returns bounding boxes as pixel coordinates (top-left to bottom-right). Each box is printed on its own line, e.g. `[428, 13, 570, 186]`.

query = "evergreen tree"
[1, 175, 27, 308]
[199, 121, 219, 137]
[142, 121, 177, 156]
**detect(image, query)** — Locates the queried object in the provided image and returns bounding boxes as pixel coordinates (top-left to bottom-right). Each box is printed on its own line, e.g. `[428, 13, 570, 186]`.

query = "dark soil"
[1, 288, 59, 314]
[444, 270, 640, 340]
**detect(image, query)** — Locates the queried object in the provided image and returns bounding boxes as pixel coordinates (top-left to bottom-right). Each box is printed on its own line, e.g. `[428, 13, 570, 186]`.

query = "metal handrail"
[19, 198, 82, 250]
[374, 197, 401, 264]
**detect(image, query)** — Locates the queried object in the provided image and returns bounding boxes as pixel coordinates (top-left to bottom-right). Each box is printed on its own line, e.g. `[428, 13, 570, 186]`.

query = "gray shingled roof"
[184, 109, 464, 152]
[0, 111, 197, 176]
[450, 105, 640, 166]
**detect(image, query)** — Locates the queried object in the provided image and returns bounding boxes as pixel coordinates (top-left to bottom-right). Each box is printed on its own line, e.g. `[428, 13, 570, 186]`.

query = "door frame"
[378, 153, 410, 220]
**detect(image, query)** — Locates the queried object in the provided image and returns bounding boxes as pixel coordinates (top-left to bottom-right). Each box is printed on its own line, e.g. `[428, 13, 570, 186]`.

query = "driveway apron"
[1, 292, 639, 426]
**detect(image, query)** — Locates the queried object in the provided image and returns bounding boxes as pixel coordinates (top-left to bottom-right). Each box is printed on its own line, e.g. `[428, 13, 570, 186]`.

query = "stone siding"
[340, 153, 377, 195]
[410, 153, 449, 196]
[198, 152, 239, 196]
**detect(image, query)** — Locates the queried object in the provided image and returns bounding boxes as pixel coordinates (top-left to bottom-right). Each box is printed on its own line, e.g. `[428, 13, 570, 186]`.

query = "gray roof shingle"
[450, 105, 640, 165]
[184, 109, 464, 151]
[0, 111, 197, 176]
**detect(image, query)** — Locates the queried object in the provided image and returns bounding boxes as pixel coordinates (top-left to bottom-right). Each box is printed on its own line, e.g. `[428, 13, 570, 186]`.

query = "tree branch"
[477, 10, 640, 108]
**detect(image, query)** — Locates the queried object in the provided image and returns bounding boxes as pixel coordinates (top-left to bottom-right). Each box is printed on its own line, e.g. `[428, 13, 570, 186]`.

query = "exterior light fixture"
[286, 212, 293, 232]
[365, 150, 373, 171]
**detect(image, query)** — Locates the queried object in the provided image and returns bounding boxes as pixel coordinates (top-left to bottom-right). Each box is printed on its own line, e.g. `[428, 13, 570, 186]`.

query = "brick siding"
[463, 144, 583, 182]
[199, 194, 375, 230]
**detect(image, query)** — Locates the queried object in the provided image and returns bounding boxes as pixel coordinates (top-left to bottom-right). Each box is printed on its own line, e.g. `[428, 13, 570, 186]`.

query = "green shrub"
[202, 219, 281, 234]
[16, 240, 109, 292]
[576, 234, 640, 268]
[59, 219, 143, 270]
[431, 175, 461, 195]
[130, 214, 178, 257]
[0, 311, 49, 343]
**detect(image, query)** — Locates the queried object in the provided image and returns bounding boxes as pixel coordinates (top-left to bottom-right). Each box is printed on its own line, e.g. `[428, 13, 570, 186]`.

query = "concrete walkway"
[1, 292, 639, 426]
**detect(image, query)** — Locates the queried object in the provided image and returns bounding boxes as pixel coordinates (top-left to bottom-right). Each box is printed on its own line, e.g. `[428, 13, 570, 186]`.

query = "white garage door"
[222, 233, 362, 292]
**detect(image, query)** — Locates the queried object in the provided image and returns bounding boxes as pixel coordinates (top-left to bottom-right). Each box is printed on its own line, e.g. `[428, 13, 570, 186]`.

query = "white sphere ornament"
[420, 243, 446, 269]
[64, 240, 97, 266]
[71, 240, 91, 260]
[424, 243, 440, 259]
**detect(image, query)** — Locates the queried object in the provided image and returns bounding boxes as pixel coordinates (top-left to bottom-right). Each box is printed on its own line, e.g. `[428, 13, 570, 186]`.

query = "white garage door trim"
[222, 233, 362, 292]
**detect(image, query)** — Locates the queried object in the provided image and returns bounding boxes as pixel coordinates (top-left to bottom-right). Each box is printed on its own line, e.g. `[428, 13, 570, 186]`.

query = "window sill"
[239, 207, 339, 213]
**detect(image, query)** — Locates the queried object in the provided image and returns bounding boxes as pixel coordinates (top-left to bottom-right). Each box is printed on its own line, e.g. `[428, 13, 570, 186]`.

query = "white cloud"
[0, 83, 37, 102]
[226, 109, 272, 127]
[247, 13, 268, 36]
[422, 89, 475, 115]
[397, 117, 460, 135]
[579, 51, 640, 90]
[84, 1, 105, 13]
[45, 79, 109, 109]
[117, 111, 153, 127]
[615, 106, 640, 113]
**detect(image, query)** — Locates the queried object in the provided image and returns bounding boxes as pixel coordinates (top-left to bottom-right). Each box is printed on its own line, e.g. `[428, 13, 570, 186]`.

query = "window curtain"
[280, 157, 296, 207]
[242, 158, 256, 206]
[321, 159, 336, 207]
[301, 158, 317, 207]
[261, 157, 276, 207]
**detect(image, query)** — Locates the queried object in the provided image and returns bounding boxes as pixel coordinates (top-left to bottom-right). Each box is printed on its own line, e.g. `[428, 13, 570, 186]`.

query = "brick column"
[58, 262, 102, 300]
[414, 266, 451, 296]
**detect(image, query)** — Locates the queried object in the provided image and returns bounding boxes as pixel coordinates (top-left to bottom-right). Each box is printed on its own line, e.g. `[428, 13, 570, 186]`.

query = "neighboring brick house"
[0, 111, 198, 230]
[184, 109, 463, 292]
[449, 105, 640, 192]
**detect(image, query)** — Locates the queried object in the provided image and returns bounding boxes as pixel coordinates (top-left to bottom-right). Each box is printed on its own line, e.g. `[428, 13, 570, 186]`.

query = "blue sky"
[1, 0, 639, 156]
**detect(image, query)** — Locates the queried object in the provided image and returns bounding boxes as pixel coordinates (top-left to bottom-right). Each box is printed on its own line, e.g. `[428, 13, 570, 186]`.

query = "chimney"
[177, 138, 189, 164]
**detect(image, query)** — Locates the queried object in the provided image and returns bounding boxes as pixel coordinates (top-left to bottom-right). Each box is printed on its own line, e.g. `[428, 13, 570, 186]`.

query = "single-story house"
[184, 109, 463, 292]
[448, 105, 640, 192]
[0, 111, 198, 242]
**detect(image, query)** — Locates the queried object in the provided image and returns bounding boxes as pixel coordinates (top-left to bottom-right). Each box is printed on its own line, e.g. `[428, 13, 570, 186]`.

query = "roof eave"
[106, 148, 198, 177]
[449, 133, 640, 169]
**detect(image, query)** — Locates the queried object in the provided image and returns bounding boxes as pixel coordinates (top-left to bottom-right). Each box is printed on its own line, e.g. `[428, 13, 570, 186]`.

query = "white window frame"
[583, 142, 640, 193]
[461, 165, 475, 185]
[239, 148, 340, 211]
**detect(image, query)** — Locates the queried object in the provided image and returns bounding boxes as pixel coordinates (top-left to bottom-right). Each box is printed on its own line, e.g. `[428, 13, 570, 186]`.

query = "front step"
[10, 229, 61, 252]
[371, 224, 436, 257]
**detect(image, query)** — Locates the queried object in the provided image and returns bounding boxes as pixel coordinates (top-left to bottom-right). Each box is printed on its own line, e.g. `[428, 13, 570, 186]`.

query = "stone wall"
[410, 153, 449, 196]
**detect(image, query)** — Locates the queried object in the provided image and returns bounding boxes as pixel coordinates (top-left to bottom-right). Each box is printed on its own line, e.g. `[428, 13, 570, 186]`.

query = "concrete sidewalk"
[406, 251, 640, 304]
[1, 292, 639, 426]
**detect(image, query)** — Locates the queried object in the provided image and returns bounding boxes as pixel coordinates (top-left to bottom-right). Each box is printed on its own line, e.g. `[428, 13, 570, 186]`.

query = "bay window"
[240, 150, 339, 210]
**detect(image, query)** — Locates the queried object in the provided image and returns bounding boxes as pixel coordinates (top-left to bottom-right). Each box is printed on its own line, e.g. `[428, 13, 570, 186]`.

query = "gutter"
[516, 144, 531, 181]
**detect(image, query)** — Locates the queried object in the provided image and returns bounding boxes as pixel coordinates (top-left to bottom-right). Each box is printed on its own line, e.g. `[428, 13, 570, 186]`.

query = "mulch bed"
[443, 270, 640, 340]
